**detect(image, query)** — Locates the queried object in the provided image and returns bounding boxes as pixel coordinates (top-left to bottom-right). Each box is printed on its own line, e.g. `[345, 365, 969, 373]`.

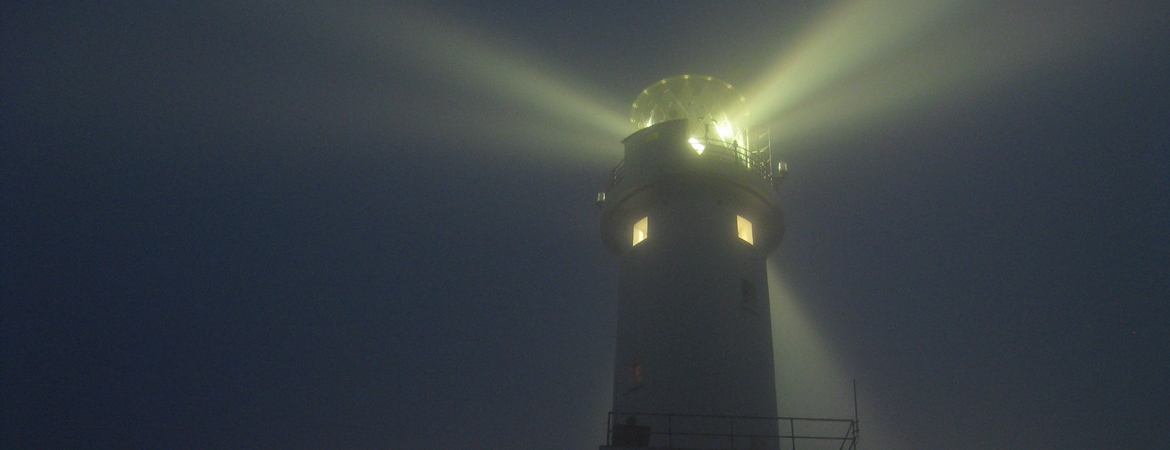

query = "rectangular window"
[737, 215, 753, 245]
[632, 216, 648, 246]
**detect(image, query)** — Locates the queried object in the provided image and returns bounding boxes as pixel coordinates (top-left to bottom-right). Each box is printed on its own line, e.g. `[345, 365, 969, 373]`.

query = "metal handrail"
[604, 139, 774, 193]
[606, 411, 858, 450]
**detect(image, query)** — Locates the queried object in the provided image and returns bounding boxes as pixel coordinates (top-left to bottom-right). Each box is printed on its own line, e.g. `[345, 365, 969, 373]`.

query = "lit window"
[737, 215, 753, 245]
[632, 217, 648, 246]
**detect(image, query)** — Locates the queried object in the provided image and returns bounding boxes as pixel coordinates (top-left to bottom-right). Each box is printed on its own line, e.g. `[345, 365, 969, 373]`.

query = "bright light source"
[631, 76, 745, 137]
[632, 217, 648, 246]
[689, 138, 706, 154]
[716, 123, 732, 140]
[737, 215, 754, 245]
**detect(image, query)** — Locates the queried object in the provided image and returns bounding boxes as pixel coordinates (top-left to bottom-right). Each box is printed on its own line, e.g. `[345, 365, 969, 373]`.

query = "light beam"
[744, 0, 1139, 153]
[325, 3, 629, 166]
[767, 259, 904, 450]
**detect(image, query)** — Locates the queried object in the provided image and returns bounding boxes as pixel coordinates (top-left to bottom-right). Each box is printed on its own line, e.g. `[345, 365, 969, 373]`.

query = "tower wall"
[600, 119, 784, 422]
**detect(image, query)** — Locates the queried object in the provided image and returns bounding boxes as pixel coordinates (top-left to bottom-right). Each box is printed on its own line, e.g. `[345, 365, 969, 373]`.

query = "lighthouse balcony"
[603, 138, 777, 196]
[601, 412, 858, 450]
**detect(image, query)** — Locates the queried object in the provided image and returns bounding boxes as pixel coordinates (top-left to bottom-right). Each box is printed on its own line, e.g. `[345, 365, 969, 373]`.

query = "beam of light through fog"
[744, 0, 1132, 152]
[744, 0, 967, 126]
[328, 3, 629, 166]
[767, 261, 851, 417]
[767, 260, 902, 450]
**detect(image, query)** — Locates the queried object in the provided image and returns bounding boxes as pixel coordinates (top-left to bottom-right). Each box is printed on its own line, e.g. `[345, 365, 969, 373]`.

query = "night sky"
[4, 1, 1169, 449]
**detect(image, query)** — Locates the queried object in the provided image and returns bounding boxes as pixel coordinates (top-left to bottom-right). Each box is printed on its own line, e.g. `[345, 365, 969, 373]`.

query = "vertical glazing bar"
[853, 379, 860, 450]
[607, 412, 612, 446]
[790, 418, 797, 450]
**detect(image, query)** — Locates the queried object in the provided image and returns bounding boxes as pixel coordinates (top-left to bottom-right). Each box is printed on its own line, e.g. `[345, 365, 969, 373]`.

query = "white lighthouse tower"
[598, 75, 786, 449]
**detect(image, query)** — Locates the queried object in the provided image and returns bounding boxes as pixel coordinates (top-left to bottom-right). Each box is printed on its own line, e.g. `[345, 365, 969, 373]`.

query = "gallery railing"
[606, 412, 858, 450]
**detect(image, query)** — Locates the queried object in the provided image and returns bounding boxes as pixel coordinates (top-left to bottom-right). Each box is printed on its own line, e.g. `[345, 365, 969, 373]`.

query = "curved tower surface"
[599, 75, 786, 448]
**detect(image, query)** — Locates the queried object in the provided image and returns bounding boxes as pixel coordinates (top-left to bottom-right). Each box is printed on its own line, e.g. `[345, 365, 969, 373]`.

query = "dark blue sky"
[4, 1, 1169, 449]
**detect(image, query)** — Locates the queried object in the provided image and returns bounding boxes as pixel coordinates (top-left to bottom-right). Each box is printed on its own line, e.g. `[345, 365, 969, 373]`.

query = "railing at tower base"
[605, 412, 858, 450]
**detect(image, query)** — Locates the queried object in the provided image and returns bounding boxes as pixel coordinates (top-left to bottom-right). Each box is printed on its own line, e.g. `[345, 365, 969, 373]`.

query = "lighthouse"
[598, 75, 786, 449]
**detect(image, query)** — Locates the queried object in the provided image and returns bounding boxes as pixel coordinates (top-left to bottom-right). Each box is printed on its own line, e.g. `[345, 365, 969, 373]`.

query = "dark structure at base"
[602, 412, 858, 450]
